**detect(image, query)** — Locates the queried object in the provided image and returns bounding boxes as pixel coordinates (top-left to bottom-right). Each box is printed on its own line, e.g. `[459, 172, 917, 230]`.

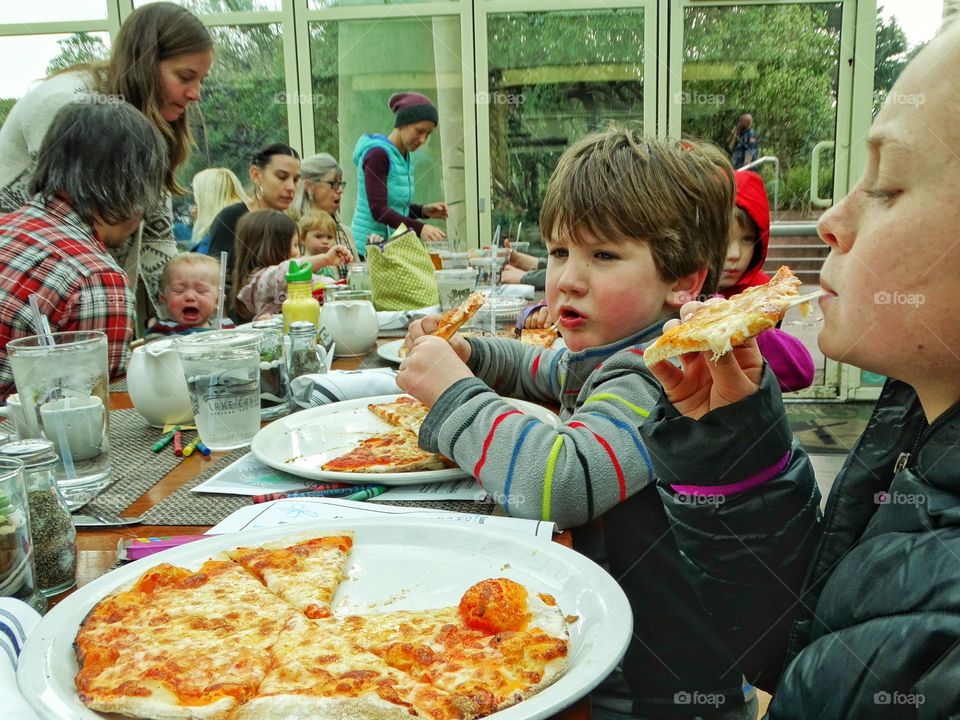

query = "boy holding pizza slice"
[399, 129, 758, 720]
[642, 21, 960, 719]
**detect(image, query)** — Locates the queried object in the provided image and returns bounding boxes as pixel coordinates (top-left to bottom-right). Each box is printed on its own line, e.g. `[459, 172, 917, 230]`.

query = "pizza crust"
[643, 265, 801, 366]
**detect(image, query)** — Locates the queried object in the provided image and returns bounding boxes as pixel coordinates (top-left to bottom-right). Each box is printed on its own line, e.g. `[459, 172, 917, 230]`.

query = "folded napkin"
[0, 598, 42, 720]
[490, 284, 535, 300]
[291, 369, 401, 409]
[377, 306, 441, 332]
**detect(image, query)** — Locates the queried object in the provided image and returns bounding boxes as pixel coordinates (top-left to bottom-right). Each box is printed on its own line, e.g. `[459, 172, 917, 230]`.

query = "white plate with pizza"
[376, 338, 406, 364]
[18, 518, 633, 720]
[251, 393, 559, 485]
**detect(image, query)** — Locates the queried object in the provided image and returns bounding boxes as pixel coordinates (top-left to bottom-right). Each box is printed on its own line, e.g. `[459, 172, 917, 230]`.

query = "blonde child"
[298, 209, 354, 282]
[642, 23, 960, 717]
[232, 209, 352, 321]
[191, 167, 248, 254]
[399, 129, 756, 720]
[147, 253, 234, 336]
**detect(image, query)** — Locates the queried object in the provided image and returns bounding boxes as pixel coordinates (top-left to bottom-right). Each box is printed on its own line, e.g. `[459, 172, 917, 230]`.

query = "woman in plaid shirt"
[0, 100, 169, 398]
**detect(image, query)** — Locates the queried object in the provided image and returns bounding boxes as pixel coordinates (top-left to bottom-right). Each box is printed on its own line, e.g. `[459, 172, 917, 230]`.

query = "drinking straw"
[28, 294, 54, 347]
[51, 422, 77, 479]
[216, 250, 228, 330]
[489, 224, 502, 332]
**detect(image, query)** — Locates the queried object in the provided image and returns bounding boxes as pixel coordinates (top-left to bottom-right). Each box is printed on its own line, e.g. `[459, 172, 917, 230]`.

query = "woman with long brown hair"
[0, 2, 213, 318]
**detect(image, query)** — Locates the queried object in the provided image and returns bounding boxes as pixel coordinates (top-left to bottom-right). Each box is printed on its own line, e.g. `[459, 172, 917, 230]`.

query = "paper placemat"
[75, 408, 182, 516]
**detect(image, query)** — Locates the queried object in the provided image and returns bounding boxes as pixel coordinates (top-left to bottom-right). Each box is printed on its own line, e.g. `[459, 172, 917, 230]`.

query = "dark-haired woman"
[204, 143, 301, 305]
[0, 2, 213, 315]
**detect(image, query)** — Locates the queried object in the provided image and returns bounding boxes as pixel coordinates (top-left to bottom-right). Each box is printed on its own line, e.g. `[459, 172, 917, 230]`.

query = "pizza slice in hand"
[643, 265, 802, 366]
[399, 291, 487, 358]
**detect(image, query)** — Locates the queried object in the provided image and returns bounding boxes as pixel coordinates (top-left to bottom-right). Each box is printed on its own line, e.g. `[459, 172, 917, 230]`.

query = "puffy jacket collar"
[724, 170, 771, 296]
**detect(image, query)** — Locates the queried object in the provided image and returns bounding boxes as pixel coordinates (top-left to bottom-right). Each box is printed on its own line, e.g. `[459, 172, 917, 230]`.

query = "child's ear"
[665, 268, 708, 308]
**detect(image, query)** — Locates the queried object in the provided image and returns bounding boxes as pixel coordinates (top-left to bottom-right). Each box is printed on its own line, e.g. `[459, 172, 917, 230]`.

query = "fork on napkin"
[1, 598, 42, 720]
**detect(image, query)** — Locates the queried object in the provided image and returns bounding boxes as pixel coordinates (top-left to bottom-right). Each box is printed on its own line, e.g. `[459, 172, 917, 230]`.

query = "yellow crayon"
[182, 436, 202, 457]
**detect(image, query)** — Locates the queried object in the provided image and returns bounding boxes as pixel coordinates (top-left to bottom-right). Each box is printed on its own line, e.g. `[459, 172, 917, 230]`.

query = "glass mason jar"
[287, 321, 328, 381]
[0, 439, 77, 597]
[347, 263, 372, 293]
[0, 456, 46, 612]
[252, 317, 291, 421]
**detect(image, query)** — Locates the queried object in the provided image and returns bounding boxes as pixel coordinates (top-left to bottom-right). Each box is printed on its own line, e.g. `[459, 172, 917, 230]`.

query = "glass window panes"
[134, 0, 282, 11]
[181, 23, 287, 187]
[0, 33, 111, 127]
[1, 0, 106, 23]
[308, 0, 454, 9]
[679, 3, 842, 223]
[486, 8, 646, 244]
[309, 17, 466, 246]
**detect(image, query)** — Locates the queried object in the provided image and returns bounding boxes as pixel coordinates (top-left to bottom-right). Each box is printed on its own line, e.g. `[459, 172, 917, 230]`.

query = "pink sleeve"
[236, 263, 288, 318]
[756, 329, 815, 392]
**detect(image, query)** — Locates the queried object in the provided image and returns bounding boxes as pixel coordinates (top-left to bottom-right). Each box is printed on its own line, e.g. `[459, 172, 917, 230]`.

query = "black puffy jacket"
[641, 372, 960, 719]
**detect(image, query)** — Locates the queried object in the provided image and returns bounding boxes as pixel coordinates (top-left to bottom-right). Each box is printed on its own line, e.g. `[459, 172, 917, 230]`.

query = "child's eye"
[594, 251, 618, 261]
[548, 247, 568, 258]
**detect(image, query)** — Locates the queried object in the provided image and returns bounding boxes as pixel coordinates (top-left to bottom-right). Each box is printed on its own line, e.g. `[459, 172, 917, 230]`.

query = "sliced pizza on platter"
[368, 395, 430, 432]
[225, 532, 353, 619]
[516, 325, 560, 348]
[643, 265, 803, 366]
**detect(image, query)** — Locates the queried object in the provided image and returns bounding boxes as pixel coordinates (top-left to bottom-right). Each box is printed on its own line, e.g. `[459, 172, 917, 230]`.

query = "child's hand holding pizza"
[397, 335, 474, 407]
[646, 299, 764, 421]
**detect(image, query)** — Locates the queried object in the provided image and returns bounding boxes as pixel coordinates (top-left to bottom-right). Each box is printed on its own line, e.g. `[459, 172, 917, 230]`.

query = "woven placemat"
[359, 353, 394, 370]
[139, 447, 252, 525]
[77, 408, 182, 515]
[109, 377, 128, 393]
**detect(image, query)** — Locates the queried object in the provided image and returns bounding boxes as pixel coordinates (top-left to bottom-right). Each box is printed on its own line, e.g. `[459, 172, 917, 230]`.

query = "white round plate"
[251, 393, 558, 485]
[376, 338, 405, 364]
[18, 518, 632, 720]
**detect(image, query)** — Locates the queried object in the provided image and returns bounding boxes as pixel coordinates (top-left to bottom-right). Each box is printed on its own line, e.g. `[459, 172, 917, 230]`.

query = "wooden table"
[56, 346, 590, 720]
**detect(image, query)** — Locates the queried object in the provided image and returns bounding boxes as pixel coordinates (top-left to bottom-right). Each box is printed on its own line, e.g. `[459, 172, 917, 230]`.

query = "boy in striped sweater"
[398, 129, 757, 720]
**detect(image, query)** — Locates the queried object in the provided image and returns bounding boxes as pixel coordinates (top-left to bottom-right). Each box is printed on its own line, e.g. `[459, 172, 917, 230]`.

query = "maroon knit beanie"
[389, 92, 439, 128]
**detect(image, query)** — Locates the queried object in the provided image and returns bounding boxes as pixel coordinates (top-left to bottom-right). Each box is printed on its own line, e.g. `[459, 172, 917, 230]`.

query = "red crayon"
[173, 430, 183, 456]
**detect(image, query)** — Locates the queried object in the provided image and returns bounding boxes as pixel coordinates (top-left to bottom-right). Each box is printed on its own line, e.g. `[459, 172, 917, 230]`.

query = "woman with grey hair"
[0, 99, 168, 396]
[294, 153, 360, 263]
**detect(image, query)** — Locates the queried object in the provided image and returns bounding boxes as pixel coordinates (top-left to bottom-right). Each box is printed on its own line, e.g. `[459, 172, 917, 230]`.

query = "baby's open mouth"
[181, 306, 201, 322]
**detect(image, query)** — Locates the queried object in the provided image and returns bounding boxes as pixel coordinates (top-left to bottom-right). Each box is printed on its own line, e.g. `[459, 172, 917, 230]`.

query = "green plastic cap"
[285, 259, 313, 283]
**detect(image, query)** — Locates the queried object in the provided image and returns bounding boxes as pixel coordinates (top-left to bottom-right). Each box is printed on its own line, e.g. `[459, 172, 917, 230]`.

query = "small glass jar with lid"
[287, 320, 328, 381]
[0, 456, 46, 612]
[251, 317, 291, 421]
[347, 263, 372, 293]
[0, 439, 77, 597]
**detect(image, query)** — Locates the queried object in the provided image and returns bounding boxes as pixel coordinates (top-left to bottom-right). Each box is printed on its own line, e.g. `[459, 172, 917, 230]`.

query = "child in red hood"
[720, 171, 814, 391]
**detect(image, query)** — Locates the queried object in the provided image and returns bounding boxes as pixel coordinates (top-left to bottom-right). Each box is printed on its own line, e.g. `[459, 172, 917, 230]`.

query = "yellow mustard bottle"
[282, 260, 320, 334]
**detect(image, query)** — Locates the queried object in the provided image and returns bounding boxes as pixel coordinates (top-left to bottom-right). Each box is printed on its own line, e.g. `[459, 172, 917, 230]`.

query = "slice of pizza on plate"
[226, 532, 353, 619]
[516, 325, 560, 348]
[368, 395, 430, 432]
[321, 428, 448, 474]
[643, 265, 803, 366]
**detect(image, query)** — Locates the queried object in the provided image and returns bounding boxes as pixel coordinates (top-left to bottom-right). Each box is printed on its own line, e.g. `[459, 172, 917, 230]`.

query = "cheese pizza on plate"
[74, 533, 571, 720]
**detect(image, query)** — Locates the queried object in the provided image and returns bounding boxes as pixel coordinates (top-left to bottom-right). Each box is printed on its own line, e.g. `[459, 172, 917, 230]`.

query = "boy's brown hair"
[160, 253, 221, 292]
[539, 127, 734, 294]
[297, 209, 338, 241]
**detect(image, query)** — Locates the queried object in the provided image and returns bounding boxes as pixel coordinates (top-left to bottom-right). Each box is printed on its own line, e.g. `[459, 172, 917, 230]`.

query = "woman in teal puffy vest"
[350, 92, 448, 258]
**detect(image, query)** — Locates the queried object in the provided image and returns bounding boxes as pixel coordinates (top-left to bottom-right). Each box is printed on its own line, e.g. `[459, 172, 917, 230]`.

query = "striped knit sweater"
[419, 323, 664, 530]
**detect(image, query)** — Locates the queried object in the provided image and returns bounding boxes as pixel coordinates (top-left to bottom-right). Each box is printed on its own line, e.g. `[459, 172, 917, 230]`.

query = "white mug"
[39, 396, 106, 461]
[0, 393, 41, 439]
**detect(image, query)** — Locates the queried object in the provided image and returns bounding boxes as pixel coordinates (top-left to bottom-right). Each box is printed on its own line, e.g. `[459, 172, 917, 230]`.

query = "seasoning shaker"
[0, 456, 46, 612]
[288, 321, 328, 381]
[0, 439, 77, 597]
[251, 317, 292, 421]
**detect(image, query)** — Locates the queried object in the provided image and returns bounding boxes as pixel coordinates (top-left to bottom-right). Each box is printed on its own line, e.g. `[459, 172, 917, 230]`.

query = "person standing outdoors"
[351, 92, 448, 258]
[0, 2, 213, 318]
[728, 113, 760, 169]
[0, 100, 168, 397]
